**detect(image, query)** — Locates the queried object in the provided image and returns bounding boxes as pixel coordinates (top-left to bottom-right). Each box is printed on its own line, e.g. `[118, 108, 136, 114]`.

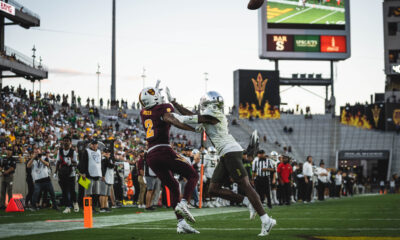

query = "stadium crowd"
[0, 85, 399, 213]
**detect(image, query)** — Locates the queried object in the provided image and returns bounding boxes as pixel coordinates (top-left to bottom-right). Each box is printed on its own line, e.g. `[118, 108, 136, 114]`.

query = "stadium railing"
[3, 46, 48, 71]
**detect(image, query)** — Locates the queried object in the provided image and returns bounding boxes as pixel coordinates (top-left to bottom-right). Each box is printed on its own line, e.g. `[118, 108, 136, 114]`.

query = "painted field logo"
[251, 73, 268, 106]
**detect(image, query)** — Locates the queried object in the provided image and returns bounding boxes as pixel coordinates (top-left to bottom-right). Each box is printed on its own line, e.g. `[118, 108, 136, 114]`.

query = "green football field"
[267, 1, 345, 25]
[1, 194, 400, 240]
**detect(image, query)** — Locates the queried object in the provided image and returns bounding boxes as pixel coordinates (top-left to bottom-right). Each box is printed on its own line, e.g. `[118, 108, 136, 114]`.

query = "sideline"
[0, 207, 245, 239]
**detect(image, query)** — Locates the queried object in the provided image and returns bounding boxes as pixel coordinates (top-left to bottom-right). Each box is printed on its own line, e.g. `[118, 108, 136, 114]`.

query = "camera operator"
[78, 140, 102, 212]
[0, 147, 16, 209]
[99, 147, 114, 212]
[55, 136, 79, 213]
[27, 148, 59, 211]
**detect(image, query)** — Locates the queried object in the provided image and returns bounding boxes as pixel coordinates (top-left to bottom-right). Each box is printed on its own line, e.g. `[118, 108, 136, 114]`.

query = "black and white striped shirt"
[252, 157, 274, 177]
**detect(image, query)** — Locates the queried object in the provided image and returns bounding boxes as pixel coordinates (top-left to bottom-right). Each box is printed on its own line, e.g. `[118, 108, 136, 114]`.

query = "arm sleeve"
[101, 158, 107, 177]
[252, 159, 257, 172]
[78, 150, 89, 175]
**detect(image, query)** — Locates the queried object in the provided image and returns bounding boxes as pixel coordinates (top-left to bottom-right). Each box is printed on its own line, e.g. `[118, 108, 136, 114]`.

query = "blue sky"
[4, 0, 385, 113]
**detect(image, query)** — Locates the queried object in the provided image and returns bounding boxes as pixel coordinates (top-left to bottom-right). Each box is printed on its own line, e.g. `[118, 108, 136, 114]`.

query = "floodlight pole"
[204, 72, 208, 93]
[141, 67, 146, 89]
[330, 60, 335, 117]
[110, 0, 116, 107]
[97, 64, 101, 105]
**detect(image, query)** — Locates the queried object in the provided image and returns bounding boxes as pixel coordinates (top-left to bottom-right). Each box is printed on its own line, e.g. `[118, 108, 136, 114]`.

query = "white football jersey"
[204, 153, 219, 179]
[201, 106, 242, 156]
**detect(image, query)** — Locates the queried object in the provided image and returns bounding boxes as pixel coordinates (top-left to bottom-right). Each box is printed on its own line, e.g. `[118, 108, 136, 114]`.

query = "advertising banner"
[0, 1, 15, 15]
[294, 35, 320, 52]
[320, 36, 347, 53]
[267, 35, 294, 52]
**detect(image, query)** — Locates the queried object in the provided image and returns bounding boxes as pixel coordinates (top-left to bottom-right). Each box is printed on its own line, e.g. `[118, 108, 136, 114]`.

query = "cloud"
[49, 68, 141, 81]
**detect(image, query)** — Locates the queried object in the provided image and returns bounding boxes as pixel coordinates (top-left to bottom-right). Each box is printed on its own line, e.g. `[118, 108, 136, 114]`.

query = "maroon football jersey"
[140, 103, 174, 148]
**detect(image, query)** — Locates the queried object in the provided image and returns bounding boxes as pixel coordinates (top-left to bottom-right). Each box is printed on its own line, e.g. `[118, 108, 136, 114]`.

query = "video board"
[259, 0, 351, 60]
[233, 70, 280, 119]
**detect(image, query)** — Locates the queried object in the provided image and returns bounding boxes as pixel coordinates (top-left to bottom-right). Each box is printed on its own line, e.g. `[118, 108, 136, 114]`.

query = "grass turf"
[267, 2, 345, 25]
[0, 194, 399, 240]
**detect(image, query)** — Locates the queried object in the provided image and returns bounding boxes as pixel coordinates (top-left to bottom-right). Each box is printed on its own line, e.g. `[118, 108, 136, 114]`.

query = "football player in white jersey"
[203, 146, 219, 207]
[166, 89, 276, 237]
[270, 151, 280, 205]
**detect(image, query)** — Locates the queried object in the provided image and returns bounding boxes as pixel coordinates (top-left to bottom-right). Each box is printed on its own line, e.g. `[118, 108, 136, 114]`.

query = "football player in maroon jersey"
[139, 87, 200, 234]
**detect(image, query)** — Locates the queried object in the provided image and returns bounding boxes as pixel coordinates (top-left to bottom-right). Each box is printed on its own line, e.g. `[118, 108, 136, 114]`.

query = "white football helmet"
[200, 91, 224, 114]
[270, 151, 279, 160]
[192, 149, 200, 155]
[207, 146, 217, 154]
[139, 87, 162, 109]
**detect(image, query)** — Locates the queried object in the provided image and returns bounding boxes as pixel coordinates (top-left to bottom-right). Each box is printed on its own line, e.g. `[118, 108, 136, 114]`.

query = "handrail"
[2, 0, 41, 19]
[3, 46, 48, 71]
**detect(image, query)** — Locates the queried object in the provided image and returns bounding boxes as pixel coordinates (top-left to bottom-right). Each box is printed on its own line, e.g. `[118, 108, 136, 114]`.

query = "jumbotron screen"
[267, 0, 346, 30]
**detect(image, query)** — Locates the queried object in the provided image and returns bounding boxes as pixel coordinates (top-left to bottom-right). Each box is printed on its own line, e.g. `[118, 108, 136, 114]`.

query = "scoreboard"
[259, 0, 351, 60]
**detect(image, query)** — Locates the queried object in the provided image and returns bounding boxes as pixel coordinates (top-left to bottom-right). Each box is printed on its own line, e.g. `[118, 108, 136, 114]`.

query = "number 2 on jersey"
[144, 119, 154, 139]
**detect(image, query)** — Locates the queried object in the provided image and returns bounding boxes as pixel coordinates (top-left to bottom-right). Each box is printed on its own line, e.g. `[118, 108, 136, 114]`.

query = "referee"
[252, 150, 274, 209]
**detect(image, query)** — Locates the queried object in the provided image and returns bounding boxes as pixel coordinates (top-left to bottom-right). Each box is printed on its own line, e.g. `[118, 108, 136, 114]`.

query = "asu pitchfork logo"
[251, 73, 268, 106]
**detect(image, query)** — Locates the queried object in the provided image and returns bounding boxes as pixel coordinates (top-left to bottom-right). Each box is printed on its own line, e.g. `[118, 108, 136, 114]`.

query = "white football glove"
[165, 87, 176, 103]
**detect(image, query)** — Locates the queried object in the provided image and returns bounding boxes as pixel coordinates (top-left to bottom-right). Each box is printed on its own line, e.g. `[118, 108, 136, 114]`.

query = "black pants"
[114, 174, 123, 201]
[280, 182, 291, 205]
[297, 178, 305, 201]
[59, 177, 77, 207]
[335, 185, 341, 197]
[132, 174, 140, 202]
[305, 177, 313, 202]
[32, 181, 57, 208]
[255, 176, 271, 206]
[25, 178, 34, 206]
[317, 180, 326, 201]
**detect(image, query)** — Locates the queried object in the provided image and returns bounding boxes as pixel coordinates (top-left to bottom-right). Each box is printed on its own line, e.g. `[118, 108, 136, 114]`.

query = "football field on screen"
[267, 1, 345, 25]
[0, 195, 399, 240]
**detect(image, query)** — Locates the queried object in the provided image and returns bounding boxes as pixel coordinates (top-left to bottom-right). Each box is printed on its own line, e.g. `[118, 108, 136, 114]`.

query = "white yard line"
[311, 10, 339, 23]
[276, 7, 313, 23]
[0, 207, 246, 239]
[105, 227, 400, 231]
[269, 0, 345, 12]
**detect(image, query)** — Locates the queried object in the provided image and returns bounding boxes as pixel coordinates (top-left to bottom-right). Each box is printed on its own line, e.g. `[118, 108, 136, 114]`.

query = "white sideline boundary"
[0, 207, 246, 239]
[104, 227, 400, 231]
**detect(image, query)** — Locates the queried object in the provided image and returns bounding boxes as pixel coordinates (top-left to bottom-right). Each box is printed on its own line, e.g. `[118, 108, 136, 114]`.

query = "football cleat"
[258, 217, 277, 236]
[175, 201, 196, 223]
[177, 220, 200, 234]
[62, 207, 71, 214]
[247, 0, 264, 10]
[73, 202, 79, 212]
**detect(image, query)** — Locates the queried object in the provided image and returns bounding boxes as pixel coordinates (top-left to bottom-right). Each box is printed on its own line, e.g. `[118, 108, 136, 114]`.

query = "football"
[247, 0, 264, 10]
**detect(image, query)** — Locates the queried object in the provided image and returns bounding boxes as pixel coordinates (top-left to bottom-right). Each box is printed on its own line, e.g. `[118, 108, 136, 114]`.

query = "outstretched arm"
[166, 87, 195, 116]
[163, 112, 196, 132]
[172, 113, 220, 125]
[170, 100, 195, 116]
